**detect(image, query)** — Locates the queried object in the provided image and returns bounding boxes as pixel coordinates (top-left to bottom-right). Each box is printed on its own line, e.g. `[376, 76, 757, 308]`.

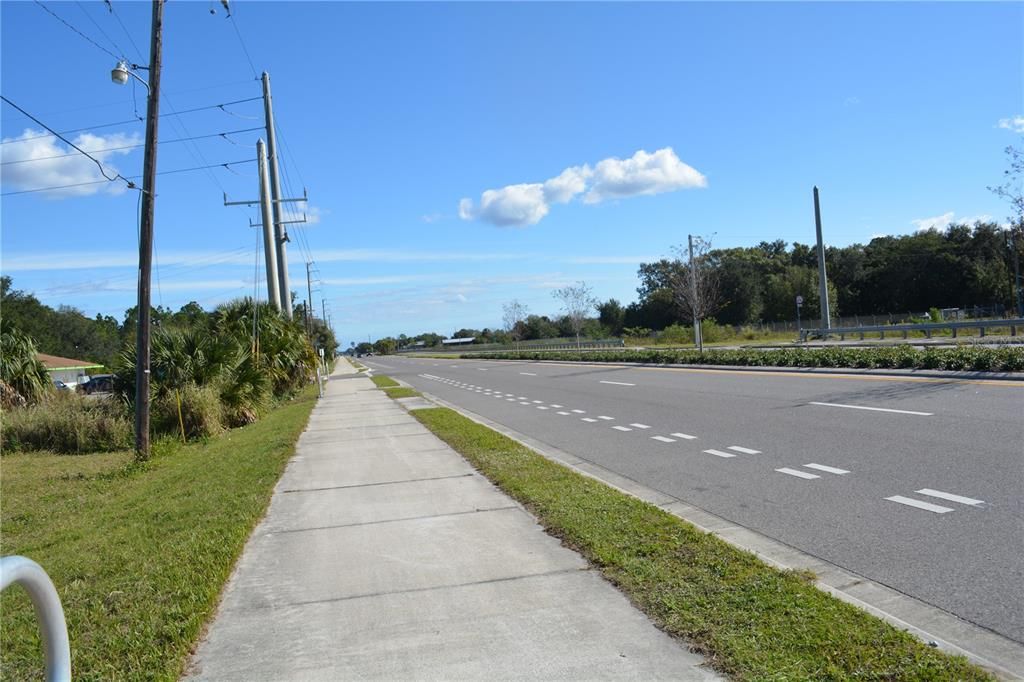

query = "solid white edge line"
[916, 489, 985, 506]
[703, 449, 736, 458]
[727, 446, 761, 455]
[804, 463, 850, 475]
[809, 401, 933, 416]
[776, 467, 820, 480]
[885, 495, 954, 513]
[651, 435, 676, 443]
[671, 433, 698, 440]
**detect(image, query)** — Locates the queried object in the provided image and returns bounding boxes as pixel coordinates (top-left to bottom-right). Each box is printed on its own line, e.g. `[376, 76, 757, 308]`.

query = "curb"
[413, 391, 1024, 681]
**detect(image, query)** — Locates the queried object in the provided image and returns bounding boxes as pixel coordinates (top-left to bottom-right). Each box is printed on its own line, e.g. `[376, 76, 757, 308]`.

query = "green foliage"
[0, 322, 51, 405]
[2, 393, 132, 454]
[463, 345, 1024, 372]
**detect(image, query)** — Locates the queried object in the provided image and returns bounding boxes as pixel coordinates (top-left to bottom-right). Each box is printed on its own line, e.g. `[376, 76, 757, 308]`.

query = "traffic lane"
[371, 359, 1024, 641]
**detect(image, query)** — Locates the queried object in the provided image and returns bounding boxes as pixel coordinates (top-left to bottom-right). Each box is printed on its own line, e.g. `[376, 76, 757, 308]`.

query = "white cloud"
[584, 148, 707, 204]
[459, 147, 705, 227]
[420, 212, 444, 223]
[997, 116, 1024, 133]
[910, 212, 994, 232]
[0, 128, 141, 198]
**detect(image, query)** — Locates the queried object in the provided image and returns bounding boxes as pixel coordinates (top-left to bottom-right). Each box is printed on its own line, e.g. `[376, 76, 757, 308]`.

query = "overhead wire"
[1, 126, 264, 165]
[74, 1, 128, 60]
[33, 0, 121, 60]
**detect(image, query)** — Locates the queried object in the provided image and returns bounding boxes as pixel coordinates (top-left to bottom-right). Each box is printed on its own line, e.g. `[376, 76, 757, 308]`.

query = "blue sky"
[2, 1, 1021, 346]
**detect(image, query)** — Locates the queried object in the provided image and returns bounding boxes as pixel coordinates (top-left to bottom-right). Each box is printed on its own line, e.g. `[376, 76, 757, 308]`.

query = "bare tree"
[552, 281, 598, 351]
[988, 144, 1024, 316]
[502, 299, 528, 350]
[671, 235, 721, 352]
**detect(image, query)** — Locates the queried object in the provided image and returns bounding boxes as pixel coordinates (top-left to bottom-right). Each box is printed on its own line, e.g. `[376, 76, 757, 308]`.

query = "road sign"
[796, 295, 804, 306]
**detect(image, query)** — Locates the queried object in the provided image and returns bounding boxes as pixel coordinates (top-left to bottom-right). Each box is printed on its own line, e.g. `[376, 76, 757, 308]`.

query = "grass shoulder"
[0, 385, 319, 680]
[410, 407, 992, 681]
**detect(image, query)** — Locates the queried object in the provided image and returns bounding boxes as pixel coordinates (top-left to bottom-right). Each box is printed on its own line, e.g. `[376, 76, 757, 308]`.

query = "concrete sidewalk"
[186, 364, 718, 680]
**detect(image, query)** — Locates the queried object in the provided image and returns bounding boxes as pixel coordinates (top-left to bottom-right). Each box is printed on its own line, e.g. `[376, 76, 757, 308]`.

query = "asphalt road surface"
[362, 355, 1024, 645]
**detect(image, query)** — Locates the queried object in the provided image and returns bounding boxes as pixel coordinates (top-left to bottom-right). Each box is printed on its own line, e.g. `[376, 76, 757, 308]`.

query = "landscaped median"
[462, 343, 1024, 373]
[401, 404, 991, 680]
[0, 386, 319, 679]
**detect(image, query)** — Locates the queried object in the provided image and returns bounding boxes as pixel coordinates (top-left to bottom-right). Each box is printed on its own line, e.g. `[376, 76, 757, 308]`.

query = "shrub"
[153, 384, 224, 439]
[658, 324, 691, 345]
[1, 392, 132, 454]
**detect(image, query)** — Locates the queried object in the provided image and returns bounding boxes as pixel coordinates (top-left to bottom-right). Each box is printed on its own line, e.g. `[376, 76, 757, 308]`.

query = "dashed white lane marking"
[506, 398, 516, 402]
[630, 423, 651, 429]
[803, 463, 850, 475]
[581, 417, 598, 423]
[776, 467, 820, 480]
[556, 411, 571, 415]
[537, 406, 549, 410]
[598, 416, 614, 421]
[612, 425, 633, 432]
[519, 401, 531, 405]
[477, 368, 488, 371]
[571, 409, 586, 414]
[671, 433, 698, 440]
[520, 372, 537, 376]
[916, 489, 985, 506]
[651, 435, 676, 443]
[599, 380, 636, 386]
[703, 449, 737, 458]
[550, 404, 563, 408]
[532, 400, 543, 404]
[885, 495, 954, 514]
[727, 446, 761, 455]
[518, 397, 528, 400]
[809, 401, 933, 416]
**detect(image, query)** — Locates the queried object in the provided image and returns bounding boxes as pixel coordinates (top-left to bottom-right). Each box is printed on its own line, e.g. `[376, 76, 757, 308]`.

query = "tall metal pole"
[688, 234, 703, 353]
[306, 261, 315, 336]
[813, 186, 831, 330]
[257, 139, 281, 311]
[322, 298, 327, 324]
[134, 0, 164, 461]
[262, 72, 292, 320]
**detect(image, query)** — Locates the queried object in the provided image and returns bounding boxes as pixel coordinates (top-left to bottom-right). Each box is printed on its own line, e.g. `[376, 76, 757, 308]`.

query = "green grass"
[411, 407, 992, 681]
[0, 386, 319, 680]
[370, 374, 400, 388]
[382, 387, 421, 399]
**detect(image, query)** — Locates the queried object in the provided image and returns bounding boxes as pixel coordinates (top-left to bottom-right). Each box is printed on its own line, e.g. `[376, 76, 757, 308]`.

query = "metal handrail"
[0, 556, 72, 682]
[799, 318, 1024, 342]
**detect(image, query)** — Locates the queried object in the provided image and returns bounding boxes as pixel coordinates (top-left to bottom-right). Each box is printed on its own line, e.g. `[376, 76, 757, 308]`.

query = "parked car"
[53, 379, 74, 392]
[81, 374, 115, 395]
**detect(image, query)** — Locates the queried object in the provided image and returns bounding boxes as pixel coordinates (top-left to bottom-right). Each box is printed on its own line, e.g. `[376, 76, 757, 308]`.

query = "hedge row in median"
[463, 344, 1024, 372]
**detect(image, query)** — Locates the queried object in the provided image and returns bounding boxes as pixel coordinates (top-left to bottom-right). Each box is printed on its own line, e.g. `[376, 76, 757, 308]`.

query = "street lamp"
[111, 60, 149, 91]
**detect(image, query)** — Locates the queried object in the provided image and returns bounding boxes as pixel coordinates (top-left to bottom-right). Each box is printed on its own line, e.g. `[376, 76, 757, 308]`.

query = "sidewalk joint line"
[282, 473, 473, 494]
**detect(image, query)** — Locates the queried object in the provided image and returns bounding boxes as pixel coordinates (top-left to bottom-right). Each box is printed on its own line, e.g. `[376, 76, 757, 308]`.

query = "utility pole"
[813, 186, 831, 331]
[322, 298, 327, 324]
[134, 0, 164, 461]
[688, 234, 703, 353]
[305, 261, 315, 336]
[256, 139, 281, 311]
[262, 72, 292, 320]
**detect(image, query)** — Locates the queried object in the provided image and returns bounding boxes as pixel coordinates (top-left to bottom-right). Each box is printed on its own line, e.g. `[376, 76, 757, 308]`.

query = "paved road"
[363, 355, 1024, 645]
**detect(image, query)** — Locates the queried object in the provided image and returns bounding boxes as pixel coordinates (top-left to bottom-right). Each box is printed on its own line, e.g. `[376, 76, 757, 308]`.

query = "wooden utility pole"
[135, 0, 164, 461]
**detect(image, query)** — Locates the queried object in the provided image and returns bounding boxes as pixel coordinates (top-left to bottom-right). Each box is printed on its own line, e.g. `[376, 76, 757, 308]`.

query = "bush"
[658, 324, 691, 345]
[1, 392, 132, 454]
[461, 344, 1024, 373]
[153, 384, 224, 440]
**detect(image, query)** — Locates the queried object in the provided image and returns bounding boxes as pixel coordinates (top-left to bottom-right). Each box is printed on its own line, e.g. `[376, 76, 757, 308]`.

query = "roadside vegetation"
[410, 406, 993, 681]
[462, 344, 1024, 373]
[0, 385, 319, 679]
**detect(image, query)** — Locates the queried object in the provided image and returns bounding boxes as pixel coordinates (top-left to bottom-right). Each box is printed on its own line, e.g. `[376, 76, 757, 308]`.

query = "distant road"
[364, 355, 1024, 645]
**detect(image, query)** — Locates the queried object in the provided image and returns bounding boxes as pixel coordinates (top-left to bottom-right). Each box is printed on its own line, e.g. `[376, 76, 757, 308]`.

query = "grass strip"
[462, 344, 1024, 372]
[410, 407, 992, 681]
[0, 386, 319, 680]
[370, 374, 400, 388]
[383, 386, 421, 399]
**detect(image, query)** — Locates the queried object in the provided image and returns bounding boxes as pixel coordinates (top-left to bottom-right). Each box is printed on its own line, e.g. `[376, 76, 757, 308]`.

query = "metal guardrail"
[399, 338, 626, 354]
[799, 318, 1024, 342]
[1, 556, 72, 681]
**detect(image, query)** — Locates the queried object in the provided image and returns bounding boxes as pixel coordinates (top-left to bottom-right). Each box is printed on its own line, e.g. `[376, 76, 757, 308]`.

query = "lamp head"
[111, 60, 130, 85]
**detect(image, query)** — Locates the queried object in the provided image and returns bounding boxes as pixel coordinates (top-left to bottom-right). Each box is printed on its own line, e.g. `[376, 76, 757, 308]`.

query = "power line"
[1, 97, 263, 144]
[75, 1, 128, 60]
[1, 95, 133, 188]
[228, 15, 259, 80]
[34, 0, 121, 60]
[2, 158, 256, 196]
[1, 126, 263, 165]
[107, 0, 146, 64]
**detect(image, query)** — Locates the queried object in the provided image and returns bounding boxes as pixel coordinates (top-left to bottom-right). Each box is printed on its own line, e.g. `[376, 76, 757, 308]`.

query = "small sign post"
[795, 295, 804, 335]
